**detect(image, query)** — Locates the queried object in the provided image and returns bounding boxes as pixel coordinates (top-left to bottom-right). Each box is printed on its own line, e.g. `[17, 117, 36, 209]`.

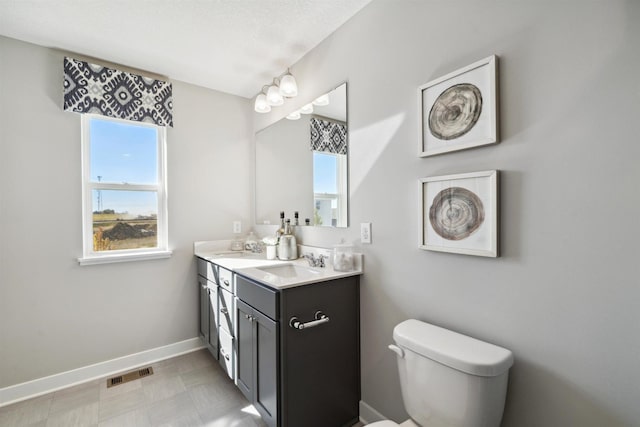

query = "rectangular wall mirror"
[255, 82, 348, 228]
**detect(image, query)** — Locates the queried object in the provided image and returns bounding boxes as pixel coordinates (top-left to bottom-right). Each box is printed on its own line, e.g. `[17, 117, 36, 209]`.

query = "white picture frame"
[420, 170, 499, 257]
[419, 55, 499, 157]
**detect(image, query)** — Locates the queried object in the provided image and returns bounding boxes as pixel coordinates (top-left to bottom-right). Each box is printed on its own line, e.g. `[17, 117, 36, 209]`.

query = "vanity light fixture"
[279, 70, 298, 97]
[300, 103, 314, 114]
[254, 86, 272, 113]
[254, 70, 298, 114]
[312, 93, 330, 106]
[286, 110, 301, 120]
[266, 80, 284, 106]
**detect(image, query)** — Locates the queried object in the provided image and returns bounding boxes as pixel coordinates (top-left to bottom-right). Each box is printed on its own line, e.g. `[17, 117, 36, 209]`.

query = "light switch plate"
[361, 222, 372, 244]
[233, 221, 242, 234]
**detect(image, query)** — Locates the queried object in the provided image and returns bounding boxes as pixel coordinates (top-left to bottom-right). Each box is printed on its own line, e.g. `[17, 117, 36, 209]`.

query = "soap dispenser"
[277, 219, 298, 260]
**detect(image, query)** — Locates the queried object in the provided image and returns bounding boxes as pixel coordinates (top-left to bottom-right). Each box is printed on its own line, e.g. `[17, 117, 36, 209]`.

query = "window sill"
[78, 250, 173, 266]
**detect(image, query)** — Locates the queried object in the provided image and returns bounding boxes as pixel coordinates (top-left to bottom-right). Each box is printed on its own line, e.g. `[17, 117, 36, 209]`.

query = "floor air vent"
[107, 366, 154, 388]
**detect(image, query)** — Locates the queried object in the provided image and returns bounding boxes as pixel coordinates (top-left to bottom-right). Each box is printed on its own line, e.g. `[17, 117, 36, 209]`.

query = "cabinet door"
[208, 283, 219, 359]
[198, 276, 209, 343]
[236, 299, 254, 402]
[253, 309, 278, 427]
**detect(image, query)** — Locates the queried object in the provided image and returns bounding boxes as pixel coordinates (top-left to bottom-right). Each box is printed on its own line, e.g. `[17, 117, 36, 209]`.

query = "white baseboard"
[360, 400, 387, 424]
[0, 337, 204, 407]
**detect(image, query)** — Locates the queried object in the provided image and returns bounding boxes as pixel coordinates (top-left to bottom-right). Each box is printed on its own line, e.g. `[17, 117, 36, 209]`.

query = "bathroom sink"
[256, 264, 320, 279]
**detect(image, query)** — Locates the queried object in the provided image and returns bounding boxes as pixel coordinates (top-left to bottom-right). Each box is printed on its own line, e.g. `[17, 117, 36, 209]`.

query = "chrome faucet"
[303, 253, 326, 268]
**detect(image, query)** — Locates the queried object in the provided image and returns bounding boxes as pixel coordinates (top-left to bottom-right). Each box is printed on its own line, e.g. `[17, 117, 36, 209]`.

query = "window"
[79, 115, 170, 265]
[313, 151, 347, 227]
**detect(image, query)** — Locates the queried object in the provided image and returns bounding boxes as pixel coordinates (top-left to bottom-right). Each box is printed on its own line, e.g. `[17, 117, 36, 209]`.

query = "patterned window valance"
[310, 116, 347, 155]
[63, 57, 173, 127]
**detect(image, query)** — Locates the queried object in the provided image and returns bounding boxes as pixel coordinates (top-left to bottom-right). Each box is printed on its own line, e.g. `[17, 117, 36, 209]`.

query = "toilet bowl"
[367, 319, 513, 427]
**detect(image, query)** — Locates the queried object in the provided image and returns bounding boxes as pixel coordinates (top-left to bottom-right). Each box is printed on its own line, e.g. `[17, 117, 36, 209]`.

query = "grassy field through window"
[93, 211, 157, 251]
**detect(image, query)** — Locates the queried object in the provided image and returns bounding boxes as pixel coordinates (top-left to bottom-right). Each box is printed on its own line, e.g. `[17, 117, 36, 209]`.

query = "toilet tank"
[392, 320, 513, 427]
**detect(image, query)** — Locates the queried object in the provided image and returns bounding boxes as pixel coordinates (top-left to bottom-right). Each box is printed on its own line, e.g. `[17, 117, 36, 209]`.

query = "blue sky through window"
[90, 117, 159, 215]
[90, 118, 158, 184]
[313, 152, 337, 194]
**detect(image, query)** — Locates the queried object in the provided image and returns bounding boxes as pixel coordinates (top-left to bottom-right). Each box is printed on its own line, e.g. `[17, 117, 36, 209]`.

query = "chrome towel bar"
[289, 311, 330, 330]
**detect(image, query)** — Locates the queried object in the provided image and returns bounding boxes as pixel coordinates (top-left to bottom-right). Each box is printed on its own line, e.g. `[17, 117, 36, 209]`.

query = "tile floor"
[0, 349, 267, 427]
[0, 349, 366, 427]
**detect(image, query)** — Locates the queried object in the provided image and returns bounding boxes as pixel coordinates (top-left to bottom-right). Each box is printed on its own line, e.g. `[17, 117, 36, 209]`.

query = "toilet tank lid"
[393, 319, 514, 377]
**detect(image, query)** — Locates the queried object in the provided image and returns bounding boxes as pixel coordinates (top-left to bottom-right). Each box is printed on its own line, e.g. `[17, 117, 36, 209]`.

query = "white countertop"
[195, 249, 285, 271]
[235, 259, 362, 289]
[194, 241, 362, 290]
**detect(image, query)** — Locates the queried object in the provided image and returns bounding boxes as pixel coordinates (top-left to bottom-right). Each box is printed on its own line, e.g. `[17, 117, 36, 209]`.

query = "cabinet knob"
[223, 279, 230, 287]
[220, 348, 230, 361]
[220, 307, 228, 314]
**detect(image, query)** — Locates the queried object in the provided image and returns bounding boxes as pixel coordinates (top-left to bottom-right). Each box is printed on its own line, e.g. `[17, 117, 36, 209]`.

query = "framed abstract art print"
[420, 170, 499, 257]
[419, 55, 498, 157]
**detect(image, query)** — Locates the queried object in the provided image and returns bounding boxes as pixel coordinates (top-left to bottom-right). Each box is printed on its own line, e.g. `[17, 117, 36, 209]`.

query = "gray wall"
[0, 36, 253, 387]
[255, 1, 640, 425]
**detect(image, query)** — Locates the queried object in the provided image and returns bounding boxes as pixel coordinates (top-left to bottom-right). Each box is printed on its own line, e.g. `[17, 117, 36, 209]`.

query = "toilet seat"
[368, 419, 419, 427]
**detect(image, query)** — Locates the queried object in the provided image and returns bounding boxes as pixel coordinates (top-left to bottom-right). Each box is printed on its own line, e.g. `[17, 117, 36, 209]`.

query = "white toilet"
[369, 319, 513, 427]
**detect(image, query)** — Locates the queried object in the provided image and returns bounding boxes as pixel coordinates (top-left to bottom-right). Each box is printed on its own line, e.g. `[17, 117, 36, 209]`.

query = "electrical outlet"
[361, 222, 372, 244]
[233, 221, 242, 234]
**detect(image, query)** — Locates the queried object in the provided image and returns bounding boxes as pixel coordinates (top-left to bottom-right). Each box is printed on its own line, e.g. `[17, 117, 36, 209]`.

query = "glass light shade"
[279, 73, 298, 97]
[312, 93, 330, 106]
[254, 93, 271, 113]
[267, 84, 284, 106]
[300, 103, 314, 114]
[286, 111, 301, 120]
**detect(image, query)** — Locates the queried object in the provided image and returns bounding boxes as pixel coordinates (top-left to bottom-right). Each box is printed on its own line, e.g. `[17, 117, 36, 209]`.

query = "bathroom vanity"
[195, 245, 362, 427]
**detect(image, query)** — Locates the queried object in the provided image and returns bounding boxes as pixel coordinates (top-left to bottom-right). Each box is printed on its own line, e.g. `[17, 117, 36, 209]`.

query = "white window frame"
[78, 114, 171, 265]
[336, 153, 348, 225]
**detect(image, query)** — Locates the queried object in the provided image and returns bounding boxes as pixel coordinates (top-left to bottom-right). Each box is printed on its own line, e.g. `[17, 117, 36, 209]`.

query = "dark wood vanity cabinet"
[235, 273, 360, 427]
[197, 264, 218, 359]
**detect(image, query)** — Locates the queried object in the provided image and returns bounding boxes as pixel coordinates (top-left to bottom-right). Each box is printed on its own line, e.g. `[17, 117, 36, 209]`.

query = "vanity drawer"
[207, 281, 219, 328]
[197, 258, 217, 283]
[218, 327, 234, 379]
[219, 288, 235, 335]
[219, 267, 234, 293]
[236, 274, 279, 320]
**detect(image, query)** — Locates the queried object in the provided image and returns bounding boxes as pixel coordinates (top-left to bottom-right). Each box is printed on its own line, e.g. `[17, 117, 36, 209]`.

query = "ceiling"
[0, 0, 371, 98]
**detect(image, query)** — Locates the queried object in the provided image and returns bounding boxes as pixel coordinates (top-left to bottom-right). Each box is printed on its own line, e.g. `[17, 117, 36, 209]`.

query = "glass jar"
[244, 231, 258, 252]
[333, 244, 354, 272]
